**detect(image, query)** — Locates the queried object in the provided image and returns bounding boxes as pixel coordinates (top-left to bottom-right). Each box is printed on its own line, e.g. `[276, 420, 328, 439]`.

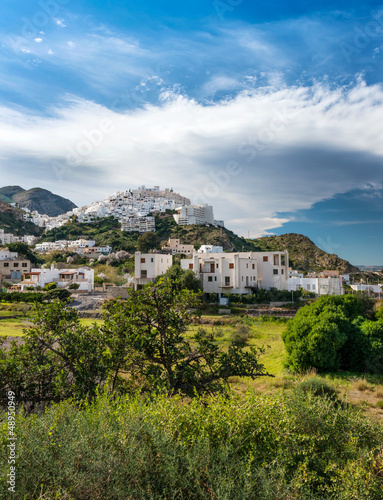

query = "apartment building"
[133, 252, 173, 289]
[180, 250, 289, 295]
[120, 216, 155, 233]
[161, 238, 195, 255]
[173, 204, 224, 227]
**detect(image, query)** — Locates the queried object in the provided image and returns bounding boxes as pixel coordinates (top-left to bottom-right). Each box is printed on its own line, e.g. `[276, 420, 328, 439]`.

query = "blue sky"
[0, 1, 382, 265]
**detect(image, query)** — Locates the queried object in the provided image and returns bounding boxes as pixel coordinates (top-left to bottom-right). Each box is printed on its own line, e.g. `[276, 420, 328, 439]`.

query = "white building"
[14, 266, 94, 292]
[287, 277, 344, 296]
[133, 252, 173, 289]
[181, 250, 289, 295]
[198, 245, 224, 254]
[0, 229, 38, 246]
[349, 284, 382, 294]
[173, 204, 224, 227]
[162, 239, 195, 255]
[0, 250, 18, 260]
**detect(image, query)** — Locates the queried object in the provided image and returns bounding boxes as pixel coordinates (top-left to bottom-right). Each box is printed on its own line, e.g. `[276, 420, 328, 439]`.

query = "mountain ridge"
[0, 186, 77, 217]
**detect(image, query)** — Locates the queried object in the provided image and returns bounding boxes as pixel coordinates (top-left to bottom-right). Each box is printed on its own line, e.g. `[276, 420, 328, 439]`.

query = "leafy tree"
[162, 264, 202, 292]
[103, 278, 270, 397]
[0, 301, 109, 409]
[137, 232, 160, 253]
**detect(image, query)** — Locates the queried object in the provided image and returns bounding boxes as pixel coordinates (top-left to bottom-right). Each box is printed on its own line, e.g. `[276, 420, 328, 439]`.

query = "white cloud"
[0, 81, 382, 237]
[55, 19, 67, 28]
[34, 38, 43, 43]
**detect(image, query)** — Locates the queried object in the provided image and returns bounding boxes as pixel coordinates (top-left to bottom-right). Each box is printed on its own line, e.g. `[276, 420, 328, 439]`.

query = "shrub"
[1, 391, 382, 499]
[282, 295, 381, 373]
[230, 324, 252, 346]
[295, 376, 339, 399]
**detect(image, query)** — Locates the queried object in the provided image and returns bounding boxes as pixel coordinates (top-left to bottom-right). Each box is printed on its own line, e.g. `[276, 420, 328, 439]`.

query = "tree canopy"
[282, 295, 382, 373]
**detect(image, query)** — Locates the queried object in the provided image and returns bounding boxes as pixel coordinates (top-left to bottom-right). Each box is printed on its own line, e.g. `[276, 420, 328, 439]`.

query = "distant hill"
[0, 186, 25, 203]
[0, 186, 77, 217]
[0, 201, 43, 236]
[41, 213, 358, 273]
[249, 233, 359, 274]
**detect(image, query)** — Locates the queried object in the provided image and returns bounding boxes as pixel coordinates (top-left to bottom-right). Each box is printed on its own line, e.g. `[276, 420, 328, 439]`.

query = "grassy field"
[1, 308, 383, 420]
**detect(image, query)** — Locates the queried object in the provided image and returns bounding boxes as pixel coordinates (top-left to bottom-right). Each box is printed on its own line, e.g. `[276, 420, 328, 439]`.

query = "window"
[246, 263, 248, 268]
[208, 276, 213, 282]
[13, 263, 19, 268]
[307, 285, 310, 290]
[229, 263, 234, 269]
[273, 269, 278, 275]
[252, 264, 255, 269]
[210, 263, 215, 273]
[189, 263, 193, 270]
[281, 269, 284, 275]
[22, 263, 28, 268]
[3, 263, 9, 268]
[141, 270, 147, 278]
[216, 263, 219, 268]
[151, 258, 154, 262]
[141, 258, 145, 263]
[273, 255, 279, 266]
[263, 256, 268, 262]
[214, 277, 217, 281]
[225, 276, 230, 286]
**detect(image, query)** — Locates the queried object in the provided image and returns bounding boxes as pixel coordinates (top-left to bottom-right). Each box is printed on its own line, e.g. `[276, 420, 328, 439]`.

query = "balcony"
[220, 282, 233, 288]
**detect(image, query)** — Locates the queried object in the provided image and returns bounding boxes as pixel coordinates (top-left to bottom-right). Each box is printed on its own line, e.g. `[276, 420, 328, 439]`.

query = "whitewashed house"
[14, 266, 94, 292]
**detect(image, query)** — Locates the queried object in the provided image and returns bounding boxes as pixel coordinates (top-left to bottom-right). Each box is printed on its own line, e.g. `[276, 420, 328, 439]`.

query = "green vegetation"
[282, 295, 383, 373]
[0, 280, 270, 407]
[1, 390, 383, 499]
[0, 201, 42, 236]
[40, 214, 357, 273]
[137, 231, 160, 252]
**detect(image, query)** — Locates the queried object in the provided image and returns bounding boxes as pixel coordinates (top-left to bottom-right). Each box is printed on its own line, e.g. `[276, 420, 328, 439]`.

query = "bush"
[230, 324, 252, 346]
[1, 391, 382, 499]
[282, 295, 382, 373]
[295, 376, 339, 399]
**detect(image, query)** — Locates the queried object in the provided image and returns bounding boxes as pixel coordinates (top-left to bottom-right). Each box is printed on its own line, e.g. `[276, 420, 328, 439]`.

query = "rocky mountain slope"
[0, 201, 43, 236]
[0, 186, 77, 216]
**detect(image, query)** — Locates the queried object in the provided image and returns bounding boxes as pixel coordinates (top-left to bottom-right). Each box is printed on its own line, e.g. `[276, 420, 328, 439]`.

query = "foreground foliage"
[1, 389, 382, 499]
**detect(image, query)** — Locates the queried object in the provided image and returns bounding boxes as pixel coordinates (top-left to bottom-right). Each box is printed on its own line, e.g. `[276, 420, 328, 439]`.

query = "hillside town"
[19, 186, 224, 232]
[0, 185, 381, 302]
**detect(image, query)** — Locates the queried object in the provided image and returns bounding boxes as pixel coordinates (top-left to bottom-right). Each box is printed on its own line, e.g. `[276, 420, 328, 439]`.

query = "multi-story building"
[0, 250, 31, 281]
[161, 239, 195, 255]
[173, 204, 224, 227]
[180, 249, 289, 295]
[133, 252, 173, 290]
